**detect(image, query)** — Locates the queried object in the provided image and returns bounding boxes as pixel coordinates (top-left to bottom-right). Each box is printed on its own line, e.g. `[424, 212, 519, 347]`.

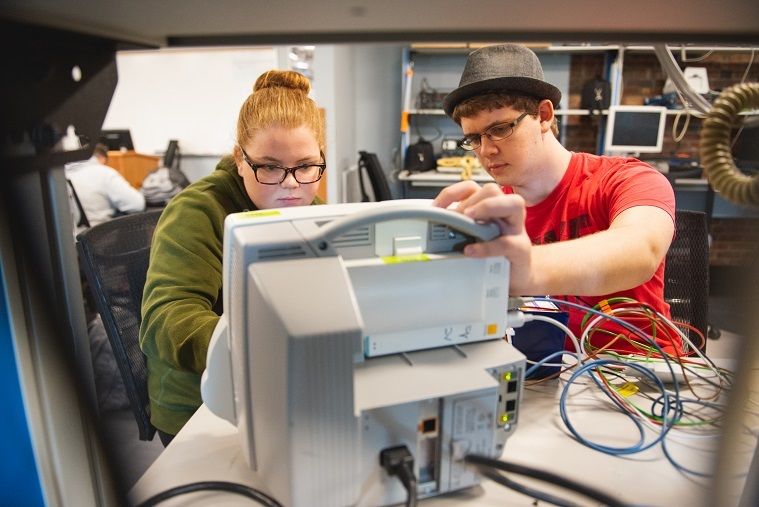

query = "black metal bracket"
[1, 19, 125, 171]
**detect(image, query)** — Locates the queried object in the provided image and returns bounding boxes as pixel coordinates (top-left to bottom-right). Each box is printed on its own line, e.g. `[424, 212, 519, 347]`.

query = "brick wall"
[562, 53, 607, 153]
[564, 49, 759, 154]
[621, 51, 759, 157]
[710, 218, 759, 266]
[563, 49, 759, 268]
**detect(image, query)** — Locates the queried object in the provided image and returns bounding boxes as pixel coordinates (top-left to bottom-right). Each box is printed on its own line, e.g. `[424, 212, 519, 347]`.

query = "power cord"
[465, 454, 630, 507]
[135, 481, 283, 507]
[380, 445, 418, 507]
[478, 468, 581, 507]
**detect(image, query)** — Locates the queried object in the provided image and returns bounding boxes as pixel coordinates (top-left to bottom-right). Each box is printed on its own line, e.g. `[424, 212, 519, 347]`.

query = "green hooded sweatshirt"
[140, 156, 323, 434]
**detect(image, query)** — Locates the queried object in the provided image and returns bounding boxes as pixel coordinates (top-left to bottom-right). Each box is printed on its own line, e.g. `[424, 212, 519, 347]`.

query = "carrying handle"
[304, 202, 500, 256]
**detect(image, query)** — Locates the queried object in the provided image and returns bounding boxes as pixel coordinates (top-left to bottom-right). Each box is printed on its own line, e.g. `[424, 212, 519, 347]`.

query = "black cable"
[479, 468, 581, 507]
[135, 481, 283, 507]
[379, 445, 418, 507]
[401, 473, 418, 507]
[465, 454, 630, 507]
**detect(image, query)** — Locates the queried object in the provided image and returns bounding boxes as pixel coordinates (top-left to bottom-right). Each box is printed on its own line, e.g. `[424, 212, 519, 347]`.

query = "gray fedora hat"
[443, 44, 562, 117]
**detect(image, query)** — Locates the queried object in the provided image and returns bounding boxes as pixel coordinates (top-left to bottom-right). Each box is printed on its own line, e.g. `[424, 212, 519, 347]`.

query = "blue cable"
[650, 393, 685, 424]
[528, 297, 724, 476]
[657, 397, 721, 477]
[661, 435, 713, 478]
[524, 349, 576, 379]
[533, 297, 681, 401]
[587, 364, 650, 416]
[559, 359, 673, 455]
[537, 296, 682, 424]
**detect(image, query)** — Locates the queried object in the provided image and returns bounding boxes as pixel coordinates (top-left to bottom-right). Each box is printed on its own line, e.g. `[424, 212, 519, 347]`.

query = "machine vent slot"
[332, 225, 372, 247]
[430, 223, 460, 241]
[257, 245, 308, 260]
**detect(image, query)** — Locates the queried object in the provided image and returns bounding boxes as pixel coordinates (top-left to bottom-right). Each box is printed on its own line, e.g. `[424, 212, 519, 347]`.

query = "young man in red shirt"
[432, 43, 677, 353]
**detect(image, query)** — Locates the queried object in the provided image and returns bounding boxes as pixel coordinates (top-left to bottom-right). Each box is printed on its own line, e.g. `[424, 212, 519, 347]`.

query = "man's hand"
[432, 181, 535, 294]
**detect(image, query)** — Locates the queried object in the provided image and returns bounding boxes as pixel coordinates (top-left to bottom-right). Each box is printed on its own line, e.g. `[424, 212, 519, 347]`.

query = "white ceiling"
[2, 0, 758, 47]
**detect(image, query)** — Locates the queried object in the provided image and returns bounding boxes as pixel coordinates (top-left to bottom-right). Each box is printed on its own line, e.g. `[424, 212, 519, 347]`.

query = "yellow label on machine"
[381, 254, 430, 264]
[241, 210, 281, 218]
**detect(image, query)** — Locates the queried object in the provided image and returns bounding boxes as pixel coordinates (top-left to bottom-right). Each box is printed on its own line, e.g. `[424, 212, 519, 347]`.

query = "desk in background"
[107, 150, 161, 189]
[398, 169, 495, 199]
[670, 177, 759, 218]
[129, 354, 751, 506]
[397, 170, 759, 221]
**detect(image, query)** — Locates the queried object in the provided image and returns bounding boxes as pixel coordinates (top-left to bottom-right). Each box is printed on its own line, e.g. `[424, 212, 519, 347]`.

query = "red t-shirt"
[504, 152, 678, 354]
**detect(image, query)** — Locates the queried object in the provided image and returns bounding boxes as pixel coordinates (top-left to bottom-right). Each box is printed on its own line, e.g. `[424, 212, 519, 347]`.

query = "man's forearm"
[516, 228, 663, 296]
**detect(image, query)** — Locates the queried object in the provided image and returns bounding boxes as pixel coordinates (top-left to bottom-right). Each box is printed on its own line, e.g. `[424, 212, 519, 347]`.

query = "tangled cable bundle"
[699, 82, 759, 208]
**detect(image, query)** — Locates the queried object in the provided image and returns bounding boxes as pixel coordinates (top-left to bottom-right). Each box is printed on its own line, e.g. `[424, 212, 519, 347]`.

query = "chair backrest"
[358, 151, 393, 201]
[163, 139, 179, 169]
[664, 210, 709, 350]
[76, 209, 163, 441]
[66, 178, 90, 229]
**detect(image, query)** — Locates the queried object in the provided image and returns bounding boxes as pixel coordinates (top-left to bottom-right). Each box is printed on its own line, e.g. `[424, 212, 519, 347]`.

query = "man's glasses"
[240, 147, 326, 185]
[458, 112, 530, 151]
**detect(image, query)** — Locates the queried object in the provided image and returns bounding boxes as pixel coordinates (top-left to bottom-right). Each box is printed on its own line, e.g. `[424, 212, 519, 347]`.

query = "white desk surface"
[129, 357, 753, 507]
[398, 169, 495, 187]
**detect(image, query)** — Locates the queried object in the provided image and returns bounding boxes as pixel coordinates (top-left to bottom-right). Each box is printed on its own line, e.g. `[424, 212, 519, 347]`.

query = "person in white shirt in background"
[66, 142, 147, 414]
[65, 142, 145, 233]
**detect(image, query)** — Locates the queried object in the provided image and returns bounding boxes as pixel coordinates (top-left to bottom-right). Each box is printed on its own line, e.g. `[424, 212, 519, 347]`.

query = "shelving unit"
[397, 43, 759, 216]
[400, 43, 617, 162]
[401, 43, 759, 165]
[406, 108, 607, 116]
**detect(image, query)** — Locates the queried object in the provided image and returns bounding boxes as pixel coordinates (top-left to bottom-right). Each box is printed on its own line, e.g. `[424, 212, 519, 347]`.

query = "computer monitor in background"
[99, 129, 134, 151]
[604, 105, 667, 154]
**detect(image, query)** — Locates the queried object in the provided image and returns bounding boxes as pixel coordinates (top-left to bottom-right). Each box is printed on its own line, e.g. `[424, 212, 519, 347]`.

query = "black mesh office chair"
[76, 209, 163, 441]
[358, 151, 393, 201]
[663, 210, 711, 351]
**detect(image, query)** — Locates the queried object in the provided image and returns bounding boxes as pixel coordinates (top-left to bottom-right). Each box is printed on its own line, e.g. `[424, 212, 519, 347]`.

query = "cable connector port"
[507, 310, 532, 329]
[508, 296, 526, 311]
[380, 445, 418, 507]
